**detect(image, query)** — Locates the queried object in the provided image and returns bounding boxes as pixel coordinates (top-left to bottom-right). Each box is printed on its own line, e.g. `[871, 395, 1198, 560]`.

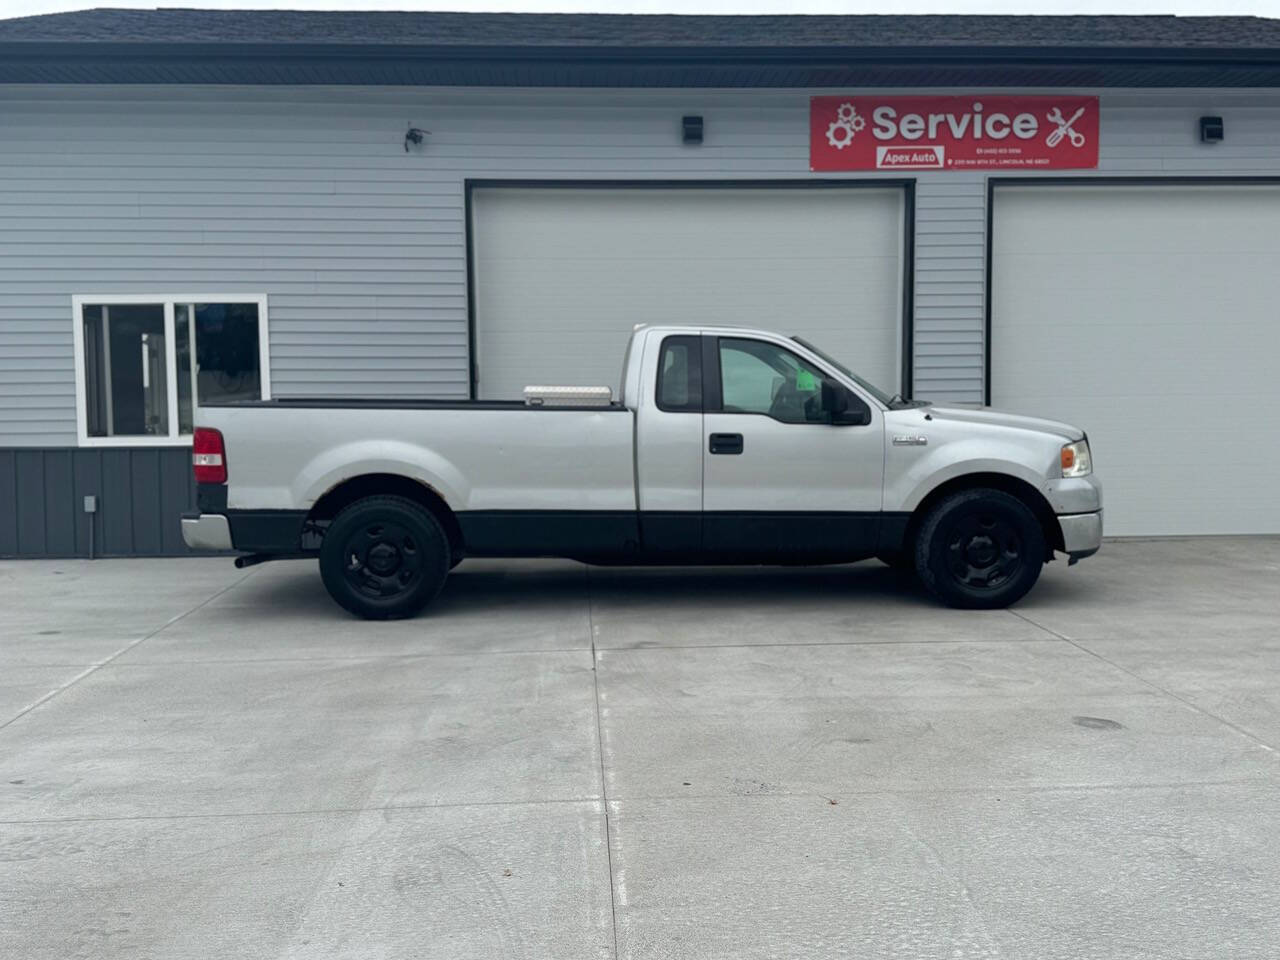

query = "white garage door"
[470, 186, 905, 401]
[991, 184, 1280, 536]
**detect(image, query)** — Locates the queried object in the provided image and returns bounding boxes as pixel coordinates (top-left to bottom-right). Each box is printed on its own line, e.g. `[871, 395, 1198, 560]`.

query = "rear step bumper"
[181, 513, 234, 551]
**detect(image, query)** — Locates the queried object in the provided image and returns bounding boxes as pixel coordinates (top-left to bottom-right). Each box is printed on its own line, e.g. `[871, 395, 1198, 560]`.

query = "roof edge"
[4, 40, 1280, 64]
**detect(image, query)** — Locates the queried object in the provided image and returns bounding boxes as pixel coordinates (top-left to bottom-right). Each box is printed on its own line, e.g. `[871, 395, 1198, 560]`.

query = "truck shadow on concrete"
[441, 560, 934, 611]
[224, 558, 951, 621]
[224, 557, 1091, 622]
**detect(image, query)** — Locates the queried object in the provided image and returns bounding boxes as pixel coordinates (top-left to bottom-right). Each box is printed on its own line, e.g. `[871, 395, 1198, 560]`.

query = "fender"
[294, 440, 469, 512]
[888, 437, 1061, 514]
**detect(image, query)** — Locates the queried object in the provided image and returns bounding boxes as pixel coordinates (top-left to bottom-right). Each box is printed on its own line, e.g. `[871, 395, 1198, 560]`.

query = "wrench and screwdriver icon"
[1045, 106, 1087, 147]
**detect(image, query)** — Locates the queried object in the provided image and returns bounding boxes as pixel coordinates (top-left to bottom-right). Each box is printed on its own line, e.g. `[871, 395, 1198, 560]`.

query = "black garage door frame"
[464, 177, 918, 400]
[984, 175, 1280, 406]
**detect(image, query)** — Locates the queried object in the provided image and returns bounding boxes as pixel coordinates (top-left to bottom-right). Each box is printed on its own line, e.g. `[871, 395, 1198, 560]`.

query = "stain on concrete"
[1073, 715, 1125, 731]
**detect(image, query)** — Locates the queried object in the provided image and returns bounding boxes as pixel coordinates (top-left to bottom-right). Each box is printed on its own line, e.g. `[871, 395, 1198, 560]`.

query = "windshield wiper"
[885, 393, 931, 409]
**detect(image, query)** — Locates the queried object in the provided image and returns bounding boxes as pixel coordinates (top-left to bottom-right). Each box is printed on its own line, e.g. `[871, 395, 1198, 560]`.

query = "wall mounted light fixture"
[682, 115, 704, 145]
[1199, 116, 1224, 143]
[404, 125, 429, 152]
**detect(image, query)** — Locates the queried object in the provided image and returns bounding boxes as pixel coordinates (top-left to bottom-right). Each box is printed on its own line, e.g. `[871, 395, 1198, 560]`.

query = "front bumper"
[1043, 474, 1103, 515]
[1058, 510, 1103, 561]
[181, 513, 233, 551]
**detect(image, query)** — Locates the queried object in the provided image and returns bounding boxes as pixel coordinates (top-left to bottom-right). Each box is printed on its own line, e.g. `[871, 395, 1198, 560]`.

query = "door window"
[719, 338, 828, 424]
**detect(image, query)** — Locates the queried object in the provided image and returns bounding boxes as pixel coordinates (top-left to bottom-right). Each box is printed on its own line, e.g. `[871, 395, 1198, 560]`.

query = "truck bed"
[198, 401, 637, 516]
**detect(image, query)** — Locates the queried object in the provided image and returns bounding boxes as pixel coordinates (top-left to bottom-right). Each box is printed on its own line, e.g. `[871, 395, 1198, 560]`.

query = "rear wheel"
[319, 495, 450, 620]
[914, 488, 1045, 609]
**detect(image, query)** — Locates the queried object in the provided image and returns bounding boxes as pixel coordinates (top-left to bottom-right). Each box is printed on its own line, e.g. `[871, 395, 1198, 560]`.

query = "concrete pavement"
[2, 538, 1279, 958]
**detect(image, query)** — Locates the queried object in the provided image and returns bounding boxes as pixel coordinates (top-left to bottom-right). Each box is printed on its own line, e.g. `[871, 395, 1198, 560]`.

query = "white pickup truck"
[182, 325, 1101, 619]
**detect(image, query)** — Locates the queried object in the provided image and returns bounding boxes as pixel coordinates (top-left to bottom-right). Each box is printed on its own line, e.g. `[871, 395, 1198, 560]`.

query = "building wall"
[0, 446, 196, 557]
[2, 84, 1280, 554]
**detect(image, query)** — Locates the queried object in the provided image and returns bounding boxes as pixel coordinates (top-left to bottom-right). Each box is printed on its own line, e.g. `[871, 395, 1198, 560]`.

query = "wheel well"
[902, 473, 1064, 558]
[306, 473, 463, 556]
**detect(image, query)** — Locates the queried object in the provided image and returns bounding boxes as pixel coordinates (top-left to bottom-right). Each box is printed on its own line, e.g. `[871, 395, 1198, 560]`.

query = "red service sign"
[810, 95, 1098, 171]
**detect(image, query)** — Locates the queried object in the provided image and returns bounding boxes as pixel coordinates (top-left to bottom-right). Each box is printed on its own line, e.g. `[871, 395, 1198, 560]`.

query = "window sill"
[77, 436, 194, 448]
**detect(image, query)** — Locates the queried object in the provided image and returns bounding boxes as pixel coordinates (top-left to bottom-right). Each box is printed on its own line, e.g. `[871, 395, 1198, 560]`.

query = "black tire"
[914, 488, 1045, 609]
[319, 495, 451, 620]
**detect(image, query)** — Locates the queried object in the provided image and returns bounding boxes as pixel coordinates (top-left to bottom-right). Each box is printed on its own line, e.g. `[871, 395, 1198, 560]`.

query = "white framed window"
[72, 294, 271, 447]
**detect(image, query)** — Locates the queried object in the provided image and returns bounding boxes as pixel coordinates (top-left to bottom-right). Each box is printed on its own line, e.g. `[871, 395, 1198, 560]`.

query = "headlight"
[1060, 439, 1092, 478]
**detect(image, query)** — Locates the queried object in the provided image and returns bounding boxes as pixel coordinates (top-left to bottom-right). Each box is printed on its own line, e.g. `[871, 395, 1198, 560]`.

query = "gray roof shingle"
[1, 9, 1279, 51]
[4, 9, 1280, 88]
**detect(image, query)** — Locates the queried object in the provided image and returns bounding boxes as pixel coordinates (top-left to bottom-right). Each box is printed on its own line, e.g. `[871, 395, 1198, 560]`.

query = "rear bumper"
[181, 513, 234, 551]
[182, 509, 308, 554]
[1058, 510, 1103, 560]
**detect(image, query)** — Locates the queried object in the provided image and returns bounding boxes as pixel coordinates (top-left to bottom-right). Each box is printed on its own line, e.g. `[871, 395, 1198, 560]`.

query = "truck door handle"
[709, 432, 744, 455]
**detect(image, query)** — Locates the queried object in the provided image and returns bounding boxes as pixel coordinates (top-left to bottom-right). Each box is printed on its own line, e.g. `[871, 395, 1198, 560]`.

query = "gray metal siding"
[0, 446, 196, 557]
[5, 87, 1280, 448]
[912, 176, 987, 405]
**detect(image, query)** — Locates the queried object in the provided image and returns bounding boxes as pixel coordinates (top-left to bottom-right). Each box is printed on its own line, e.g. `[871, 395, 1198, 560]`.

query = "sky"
[3, 0, 1280, 18]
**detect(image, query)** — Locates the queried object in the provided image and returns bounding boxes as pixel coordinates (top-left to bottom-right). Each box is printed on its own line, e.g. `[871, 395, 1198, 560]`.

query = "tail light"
[192, 427, 227, 484]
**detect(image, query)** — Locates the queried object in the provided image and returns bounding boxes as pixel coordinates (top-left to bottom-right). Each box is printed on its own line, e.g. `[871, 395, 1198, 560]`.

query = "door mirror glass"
[821, 378, 848, 417]
[822, 378, 871, 426]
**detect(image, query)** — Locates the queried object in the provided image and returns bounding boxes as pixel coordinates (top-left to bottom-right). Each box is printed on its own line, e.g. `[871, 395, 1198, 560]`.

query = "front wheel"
[319, 495, 451, 620]
[914, 489, 1045, 609]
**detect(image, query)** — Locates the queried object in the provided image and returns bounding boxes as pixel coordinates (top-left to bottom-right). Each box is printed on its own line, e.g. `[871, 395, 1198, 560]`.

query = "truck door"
[700, 334, 886, 560]
[635, 333, 705, 557]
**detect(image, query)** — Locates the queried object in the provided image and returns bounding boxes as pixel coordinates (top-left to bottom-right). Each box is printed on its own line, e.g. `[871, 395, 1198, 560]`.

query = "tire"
[914, 488, 1045, 609]
[319, 495, 451, 620]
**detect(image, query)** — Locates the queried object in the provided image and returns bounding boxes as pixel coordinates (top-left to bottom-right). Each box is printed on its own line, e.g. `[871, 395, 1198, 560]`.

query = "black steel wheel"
[915, 488, 1045, 609]
[319, 495, 450, 619]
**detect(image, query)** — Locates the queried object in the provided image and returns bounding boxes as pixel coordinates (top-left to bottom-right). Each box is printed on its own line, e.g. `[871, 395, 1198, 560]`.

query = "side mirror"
[821, 379, 870, 426]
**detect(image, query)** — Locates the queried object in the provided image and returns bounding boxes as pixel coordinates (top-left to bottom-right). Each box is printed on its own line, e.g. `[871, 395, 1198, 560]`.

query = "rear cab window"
[656, 335, 703, 412]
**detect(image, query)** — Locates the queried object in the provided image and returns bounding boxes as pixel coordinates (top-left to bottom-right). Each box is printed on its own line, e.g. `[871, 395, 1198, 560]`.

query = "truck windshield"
[790, 336, 897, 407]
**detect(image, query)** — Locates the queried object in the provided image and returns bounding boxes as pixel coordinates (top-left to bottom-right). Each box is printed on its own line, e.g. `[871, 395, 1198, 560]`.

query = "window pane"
[656, 335, 701, 412]
[81, 304, 168, 437]
[176, 304, 194, 434]
[719, 338, 826, 424]
[194, 303, 261, 407]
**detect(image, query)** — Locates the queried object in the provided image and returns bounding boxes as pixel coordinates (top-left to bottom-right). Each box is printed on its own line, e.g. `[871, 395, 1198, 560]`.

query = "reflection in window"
[82, 304, 169, 437]
[176, 303, 262, 433]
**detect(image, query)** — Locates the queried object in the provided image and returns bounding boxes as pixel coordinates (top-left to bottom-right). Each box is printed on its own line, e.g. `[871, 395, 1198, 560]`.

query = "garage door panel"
[994, 187, 1280, 254]
[472, 187, 904, 400]
[992, 184, 1280, 536]
[996, 259, 1280, 318]
[478, 191, 902, 260]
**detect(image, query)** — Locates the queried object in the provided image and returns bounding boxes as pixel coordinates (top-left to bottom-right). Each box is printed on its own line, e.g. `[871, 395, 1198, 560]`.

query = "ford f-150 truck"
[182, 325, 1101, 619]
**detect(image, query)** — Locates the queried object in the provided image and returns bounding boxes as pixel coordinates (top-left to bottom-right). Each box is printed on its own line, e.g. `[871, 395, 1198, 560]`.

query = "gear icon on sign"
[826, 103, 866, 149]
[826, 120, 856, 149]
